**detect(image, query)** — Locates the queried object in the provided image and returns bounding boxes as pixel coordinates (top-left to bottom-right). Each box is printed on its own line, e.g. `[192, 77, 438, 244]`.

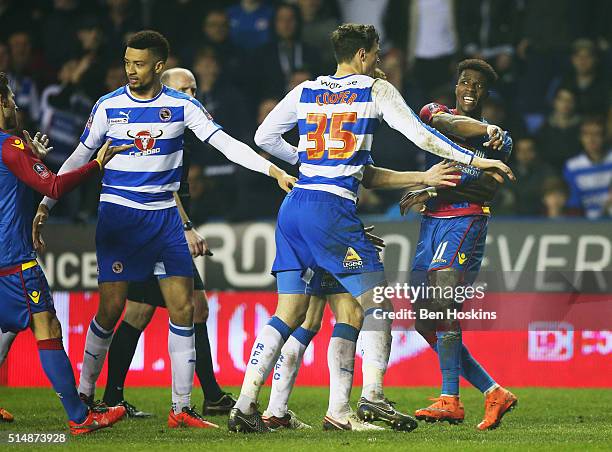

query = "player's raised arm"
[362, 161, 461, 190]
[419, 102, 511, 152]
[253, 86, 301, 165]
[372, 79, 515, 180]
[184, 98, 296, 192]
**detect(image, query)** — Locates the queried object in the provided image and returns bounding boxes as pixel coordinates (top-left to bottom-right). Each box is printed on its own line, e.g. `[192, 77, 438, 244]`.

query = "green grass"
[1, 386, 611, 451]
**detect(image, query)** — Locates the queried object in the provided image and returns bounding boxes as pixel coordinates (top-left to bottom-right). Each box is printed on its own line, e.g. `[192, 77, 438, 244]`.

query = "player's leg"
[103, 285, 156, 417]
[0, 328, 17, 421]
[232, 291, 310, 419]
[323, 293, 384, 431]
[20, 263, 125, 434]
[192, 265, 235, 414]
[78, 280, 128, 401]
[0, 328, 17, 364]
[263, 295, 325, 429]
[84, 202, 156, 404]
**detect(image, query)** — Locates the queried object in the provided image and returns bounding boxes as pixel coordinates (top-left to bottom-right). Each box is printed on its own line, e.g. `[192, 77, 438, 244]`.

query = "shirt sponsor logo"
[108, 110, 130, 124]
[127, 130, 163, 156]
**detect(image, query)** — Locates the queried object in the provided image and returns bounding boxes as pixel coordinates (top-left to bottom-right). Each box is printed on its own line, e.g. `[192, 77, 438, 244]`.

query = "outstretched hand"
[95, 139, 134, 168]
[23, 130, 53, 159]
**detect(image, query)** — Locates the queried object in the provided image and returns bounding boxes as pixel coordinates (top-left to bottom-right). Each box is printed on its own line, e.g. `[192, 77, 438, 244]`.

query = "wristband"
[183, 220, 194, 231]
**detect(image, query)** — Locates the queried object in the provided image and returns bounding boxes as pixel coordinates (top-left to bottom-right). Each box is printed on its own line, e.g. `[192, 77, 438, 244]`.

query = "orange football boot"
[415, 396, 465, 424]
[477, 387, 517, 430]
[0, 407, 14, 422]
[168, 406, 219, 429]
[69, 405, 126, 436]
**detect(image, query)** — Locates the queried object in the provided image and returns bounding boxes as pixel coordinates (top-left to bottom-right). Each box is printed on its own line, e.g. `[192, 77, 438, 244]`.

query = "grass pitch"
[0, 386, 611, 451]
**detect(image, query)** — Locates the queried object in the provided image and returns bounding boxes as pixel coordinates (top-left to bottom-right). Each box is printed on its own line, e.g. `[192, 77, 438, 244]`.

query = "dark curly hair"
[457, 59, 499, 86]
[127, 30, 170, 62]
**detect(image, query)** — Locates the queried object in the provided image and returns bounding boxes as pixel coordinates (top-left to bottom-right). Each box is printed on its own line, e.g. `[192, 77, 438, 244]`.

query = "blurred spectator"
[249, 3, 320, 103]
[515, 0, 573, 113]
[193, 50, 251, 142]
[151, 0, 207, 62]
[542, 178, 570, 219]
[226, 0, 274, 50]
[388, 0, 458, 99]
[104, 63, 127, 92]
[338, 0, 389, 47]
[0, 0, 33, 41]
[7, 31, 40, 126]
[230, 97, 292, 221]
[186, 163, 208, 225]
[41, 0, 85, 67]
[457, 0, 517, 61]
[506, 137, 554, 216]
[297, 0, 338, 73]
[102, 0, 142, 55]
[563, 117, 612, 218]
[555, 39, 610, 116]
[286, 69, 311, 92]
[481, 93, 526, 138]
[199, 9, 242, 81]
[536, 88, 581, 172]
[604, 183, 612, 218]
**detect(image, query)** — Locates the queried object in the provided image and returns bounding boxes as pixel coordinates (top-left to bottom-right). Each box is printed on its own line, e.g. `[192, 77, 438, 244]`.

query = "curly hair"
[127, 30, 170, 62]
[457, 59, 498, 86]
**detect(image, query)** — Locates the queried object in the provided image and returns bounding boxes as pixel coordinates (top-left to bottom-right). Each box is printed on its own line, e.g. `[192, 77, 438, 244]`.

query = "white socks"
[266, 327, 316, 418]
[168, 322, 195, 414]
[360, 308, 392, 402]
[0, 330, 17, 364]
[235, 316, 292, 415]
[327, 323, 359, 420]
[78, 318, 114, 397]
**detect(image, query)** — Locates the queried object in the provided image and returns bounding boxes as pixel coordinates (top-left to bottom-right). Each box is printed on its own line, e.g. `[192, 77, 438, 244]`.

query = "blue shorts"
[0, 261, 54, 333]
[96, 203, 192, 283]
[412, 215, 488, 284]
[273, 188, 384, 297]
[276, 269, 348, 296]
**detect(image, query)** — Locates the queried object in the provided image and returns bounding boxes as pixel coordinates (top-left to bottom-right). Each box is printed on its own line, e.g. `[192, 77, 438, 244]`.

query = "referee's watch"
[183, 220, 194, 231]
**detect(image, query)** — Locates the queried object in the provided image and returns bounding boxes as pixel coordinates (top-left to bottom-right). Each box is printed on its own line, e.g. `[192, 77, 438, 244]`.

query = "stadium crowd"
[2, 0, 611, 221]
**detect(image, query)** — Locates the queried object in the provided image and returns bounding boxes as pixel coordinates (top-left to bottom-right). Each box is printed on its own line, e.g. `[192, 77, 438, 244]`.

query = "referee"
[102, 68, 235, 417]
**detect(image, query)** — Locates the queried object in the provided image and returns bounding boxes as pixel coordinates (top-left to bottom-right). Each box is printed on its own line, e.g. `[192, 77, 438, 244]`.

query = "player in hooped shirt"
[0, 72, 129, 434]
[33, 31, 295, 428]
[400, 59, 518, 430]
[229, 24, 515, 433]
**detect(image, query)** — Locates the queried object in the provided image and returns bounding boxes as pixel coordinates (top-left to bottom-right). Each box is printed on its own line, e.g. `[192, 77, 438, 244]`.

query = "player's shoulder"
[96, 85, 128, 107]
[565, 153, 592, 172]
[419, 102, 451, 123]
[162, 86, 201, 108]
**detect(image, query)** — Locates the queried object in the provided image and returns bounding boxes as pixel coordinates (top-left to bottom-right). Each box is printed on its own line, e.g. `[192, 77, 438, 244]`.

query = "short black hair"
[457, 58, 498, 86]
[331, 24, 379, 64]
[127, 30, 170, 62]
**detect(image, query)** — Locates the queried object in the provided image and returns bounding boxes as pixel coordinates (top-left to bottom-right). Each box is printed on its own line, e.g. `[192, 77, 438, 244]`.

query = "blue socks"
[436, 331, 462, 396]
[431, 340, 496, 394]
[459, 344, 496, 393]
[37, 339, 88, 423]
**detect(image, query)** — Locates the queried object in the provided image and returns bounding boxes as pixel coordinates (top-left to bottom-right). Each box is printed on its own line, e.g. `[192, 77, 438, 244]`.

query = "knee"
[192, 292, 209, 323]
[124, 302, 155, 330]
[168, 298, 194, 325]
[336, 304, 364, 330]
